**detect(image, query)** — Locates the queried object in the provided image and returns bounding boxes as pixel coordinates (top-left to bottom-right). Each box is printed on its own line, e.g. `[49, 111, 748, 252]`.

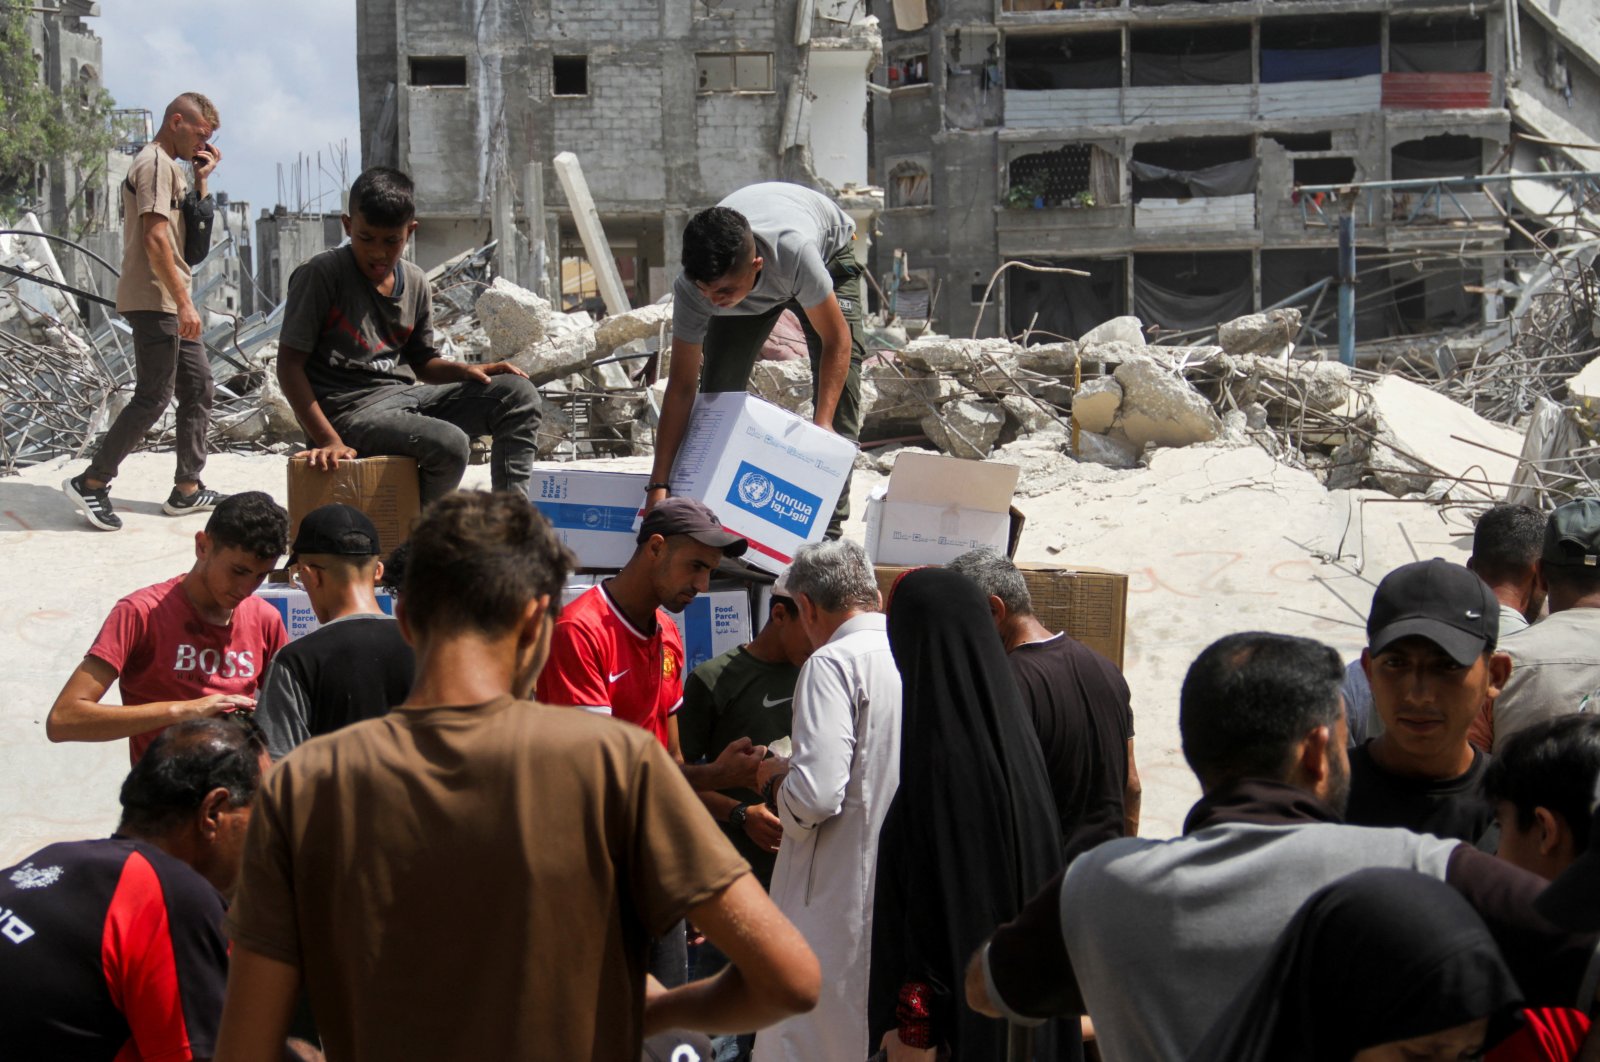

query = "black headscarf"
[1191, 868, 1524, 1062]
[869, 568, 1066, 1059]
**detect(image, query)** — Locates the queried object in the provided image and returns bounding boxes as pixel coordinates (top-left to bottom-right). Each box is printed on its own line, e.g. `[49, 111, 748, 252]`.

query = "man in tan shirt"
[64, 93, 227, 532]
[215, 491, 820, 1061]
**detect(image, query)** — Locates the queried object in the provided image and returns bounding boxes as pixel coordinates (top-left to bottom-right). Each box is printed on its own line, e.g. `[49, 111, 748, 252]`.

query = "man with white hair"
[754, 540, 902, 1061]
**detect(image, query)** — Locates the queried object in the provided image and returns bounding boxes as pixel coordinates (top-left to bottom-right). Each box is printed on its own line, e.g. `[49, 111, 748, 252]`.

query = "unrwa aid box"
[667, 584, 753, 673]
[287, 455, 419, 557]
[668, 392, 857, 575]
[255, 586, 396, 641]
[531, 470, 647, 570]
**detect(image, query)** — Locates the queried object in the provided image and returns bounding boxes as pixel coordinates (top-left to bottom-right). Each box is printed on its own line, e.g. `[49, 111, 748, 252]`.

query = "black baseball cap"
[1543, 498, 1600, 569]
[1366, 558, 1499, 666]
[1537, 776, 1600, 931]
[637, 497, 748, 557]
[289, 504, 381, 565]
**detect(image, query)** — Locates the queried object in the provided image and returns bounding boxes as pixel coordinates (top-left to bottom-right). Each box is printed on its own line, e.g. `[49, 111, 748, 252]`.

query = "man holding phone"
[65, 92, 227, 532]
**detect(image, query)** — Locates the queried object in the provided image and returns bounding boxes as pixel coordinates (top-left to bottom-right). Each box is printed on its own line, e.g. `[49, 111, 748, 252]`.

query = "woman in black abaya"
[1191, 868, 1524, 1061]
[869, 568, 1067, 1060]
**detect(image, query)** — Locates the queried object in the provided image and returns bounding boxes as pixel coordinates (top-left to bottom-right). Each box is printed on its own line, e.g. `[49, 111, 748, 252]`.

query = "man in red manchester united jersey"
[538, 496, 755, 989]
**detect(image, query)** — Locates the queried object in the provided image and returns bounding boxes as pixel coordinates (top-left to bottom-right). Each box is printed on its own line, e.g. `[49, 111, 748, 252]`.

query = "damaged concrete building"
[871, 0, 1595, 347]
[354, 0, 881, 305]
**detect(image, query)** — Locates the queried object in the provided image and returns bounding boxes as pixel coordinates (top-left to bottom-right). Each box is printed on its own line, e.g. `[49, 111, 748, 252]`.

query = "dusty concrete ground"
[0, 445, 1471, 866]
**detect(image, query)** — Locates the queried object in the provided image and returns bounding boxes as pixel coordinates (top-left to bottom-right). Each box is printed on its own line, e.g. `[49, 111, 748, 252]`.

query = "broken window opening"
[1008, 144, 1119, 208]
[1130, 137, 1255, 201]
[1390, 134, 1486, 180]
[1265, 131, 1334, 152]
[1260, 15, 1381, 83]
[1006, 256, 1127, 340]
[1134, 252, 1253, 333]
[1390, 16, 1487, 73]
[1388, 259, 1481, 332]
[553, 56, 588, 97]
[1293, 157, 1357, 185]
[409, 56, 468, 88]
[888, 54, 930, 88]
[1130, 24, 1251, 87]
[696, 53, 775, 93]
[888, 159, 932, 208]
[944, 29, 1002, 130]
[1005, 32, 1121, 91]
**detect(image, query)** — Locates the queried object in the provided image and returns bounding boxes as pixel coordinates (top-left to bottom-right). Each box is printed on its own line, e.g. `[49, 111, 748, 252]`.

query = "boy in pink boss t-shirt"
[48, 492, 290, 763]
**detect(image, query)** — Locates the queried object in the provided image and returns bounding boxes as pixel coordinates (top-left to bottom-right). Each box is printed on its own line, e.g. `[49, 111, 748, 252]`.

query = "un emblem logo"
[582, 507, 603, 529]
[737, 471, 775, 509]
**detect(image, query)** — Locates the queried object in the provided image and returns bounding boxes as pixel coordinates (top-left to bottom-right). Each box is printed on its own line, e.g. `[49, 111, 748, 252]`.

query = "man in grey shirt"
[967, 631, 1600, 1061]
[650, 183, 868, 538]
[1492, 499, 1600, 752]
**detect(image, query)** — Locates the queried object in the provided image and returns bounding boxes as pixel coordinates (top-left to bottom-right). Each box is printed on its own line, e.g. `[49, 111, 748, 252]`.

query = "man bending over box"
[276, 166, 541, 503]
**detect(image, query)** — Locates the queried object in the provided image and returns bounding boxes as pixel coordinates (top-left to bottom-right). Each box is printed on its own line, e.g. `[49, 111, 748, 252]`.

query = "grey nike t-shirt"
[672, 182, 854, 344]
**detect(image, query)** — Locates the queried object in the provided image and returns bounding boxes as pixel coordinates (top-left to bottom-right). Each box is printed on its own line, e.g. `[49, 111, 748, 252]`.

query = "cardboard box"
[255, 586, 396, 641]
[287, 455, 420, 558]
[864, 452, 1021, 567]
[530, 470, 648, 570]
[667, 392, 857, 575]
[874, 562, 1128, 669]
[668, 584, 753, 673]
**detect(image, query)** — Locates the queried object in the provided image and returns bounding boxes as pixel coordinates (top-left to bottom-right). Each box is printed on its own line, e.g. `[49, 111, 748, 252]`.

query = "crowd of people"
[7, 90, 1600, 1062]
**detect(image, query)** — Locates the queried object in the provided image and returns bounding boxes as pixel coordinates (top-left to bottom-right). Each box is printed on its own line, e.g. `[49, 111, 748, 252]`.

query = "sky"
[95, 1, 362, 219]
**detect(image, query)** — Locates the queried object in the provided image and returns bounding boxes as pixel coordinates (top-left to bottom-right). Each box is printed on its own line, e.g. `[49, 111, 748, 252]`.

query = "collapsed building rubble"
[7, 222, 1600, 517]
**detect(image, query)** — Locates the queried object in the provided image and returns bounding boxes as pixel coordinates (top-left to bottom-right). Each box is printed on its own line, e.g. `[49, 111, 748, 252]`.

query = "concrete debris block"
[1112, 357, 1224, 449]
[1075, 340, 1151, 369]
[510, 328, 599, 385]
[853, 449, 881, 473]
[475, 277, 551, 358]
[1072, 429, 1143, 470]
[1071, 376, 1122, 434]
[1218, 309, 1302, 358]
[1016, 341, 1080, 376]
[1367, 375, 1523, 495]
[1078, 315, 1146, 347]
[592, 302, 671, 356]
[900, 336, 1016, 374]
[1569, 355, 1600, 404]
[1141, 344, 1227, 375]
[956, 348, 1020, 394]
[253, 353, 303, 440]
[1238, 355, 1354, 414]
[921, 399, 1004, 459]
[872, 444, 939, 475]
[1001, 394, 1062, 435]
[749, 360, 815, 417]
[866, 364, 959, 411]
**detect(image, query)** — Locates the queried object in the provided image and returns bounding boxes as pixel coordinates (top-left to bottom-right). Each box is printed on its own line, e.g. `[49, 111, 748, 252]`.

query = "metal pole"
[1337, 190, 1357, 367]
[1006, 1022, 1035, 1061]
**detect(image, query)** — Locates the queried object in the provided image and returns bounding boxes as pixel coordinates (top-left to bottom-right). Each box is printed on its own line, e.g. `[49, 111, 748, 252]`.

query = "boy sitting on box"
[276, 166, 542, 503]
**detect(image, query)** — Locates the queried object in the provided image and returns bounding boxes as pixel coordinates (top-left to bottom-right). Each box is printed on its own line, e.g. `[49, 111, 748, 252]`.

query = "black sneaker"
[64, 474, 122, 531]
[163, 483, 228, 516]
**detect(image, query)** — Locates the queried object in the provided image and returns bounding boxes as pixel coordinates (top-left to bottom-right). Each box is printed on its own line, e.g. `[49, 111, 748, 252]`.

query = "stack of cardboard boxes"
[266, 394, 1128, 671]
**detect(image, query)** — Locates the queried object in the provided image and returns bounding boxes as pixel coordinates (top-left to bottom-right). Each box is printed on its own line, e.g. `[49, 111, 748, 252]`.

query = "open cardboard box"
[864, 451, 1024, 566]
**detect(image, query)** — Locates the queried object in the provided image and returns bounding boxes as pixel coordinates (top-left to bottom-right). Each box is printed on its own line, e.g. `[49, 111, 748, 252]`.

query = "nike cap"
[1367, 557, 1499, 667]
[638, 497, 748, 558]
[289, 504, 381, 566]
[1543, 498, 1600, 568]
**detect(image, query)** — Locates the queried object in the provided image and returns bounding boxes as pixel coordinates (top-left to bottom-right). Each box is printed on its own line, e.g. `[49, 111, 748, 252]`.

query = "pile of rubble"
[0, 231, 1557, 508]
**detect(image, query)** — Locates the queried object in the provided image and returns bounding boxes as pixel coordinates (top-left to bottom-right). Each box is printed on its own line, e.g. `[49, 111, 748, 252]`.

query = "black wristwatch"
[645, 481, 671, 493]
[729, 802, 752, 828]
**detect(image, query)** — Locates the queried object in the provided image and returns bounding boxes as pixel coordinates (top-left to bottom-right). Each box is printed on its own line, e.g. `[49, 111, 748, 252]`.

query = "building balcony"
[1134, 194, 1255, 231]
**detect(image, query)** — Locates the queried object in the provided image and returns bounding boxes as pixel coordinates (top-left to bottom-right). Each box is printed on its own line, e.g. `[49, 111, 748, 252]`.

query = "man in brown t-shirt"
[65, 92, 229, 532]
[215, 491, 820, 1061]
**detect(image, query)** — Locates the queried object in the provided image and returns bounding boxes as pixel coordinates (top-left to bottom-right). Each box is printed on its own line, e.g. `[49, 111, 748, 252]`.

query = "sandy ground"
[0, 444, 1473, 866]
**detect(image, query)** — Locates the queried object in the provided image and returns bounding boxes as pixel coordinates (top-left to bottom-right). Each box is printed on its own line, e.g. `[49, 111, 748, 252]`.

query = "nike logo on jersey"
[609, 670, 630, 683]
[762, 694, 793, 708]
